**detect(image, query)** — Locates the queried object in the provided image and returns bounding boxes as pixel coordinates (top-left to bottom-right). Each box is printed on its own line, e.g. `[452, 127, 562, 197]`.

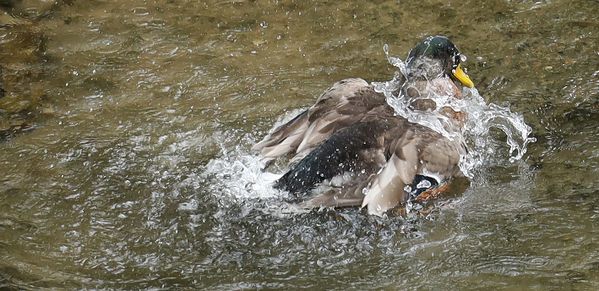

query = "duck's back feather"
[252, 78, 386, 163]
[271, 115, 463, 215]
[362, 125, 463, 216]
[274, 120, 394, 194]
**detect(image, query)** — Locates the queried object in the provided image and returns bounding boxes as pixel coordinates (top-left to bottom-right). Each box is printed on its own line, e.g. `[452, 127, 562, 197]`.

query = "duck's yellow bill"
[452, 64, 474, 88]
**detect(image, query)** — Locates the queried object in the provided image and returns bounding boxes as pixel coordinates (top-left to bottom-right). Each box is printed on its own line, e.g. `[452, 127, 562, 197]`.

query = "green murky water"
[1, 0, 598, 289]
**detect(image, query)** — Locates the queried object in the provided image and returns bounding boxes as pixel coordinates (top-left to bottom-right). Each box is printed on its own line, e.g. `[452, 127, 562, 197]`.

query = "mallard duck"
[253, 36, 475, 216]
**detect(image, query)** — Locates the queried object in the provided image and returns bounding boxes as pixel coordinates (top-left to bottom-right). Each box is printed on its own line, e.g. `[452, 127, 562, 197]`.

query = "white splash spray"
[374, 45, 536, 178]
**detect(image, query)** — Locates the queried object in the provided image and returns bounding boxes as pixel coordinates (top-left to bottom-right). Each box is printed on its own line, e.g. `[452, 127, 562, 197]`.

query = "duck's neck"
[406, 57, 447, 82]
[401, 75, 467, 132]
[403, 76, 462, 101]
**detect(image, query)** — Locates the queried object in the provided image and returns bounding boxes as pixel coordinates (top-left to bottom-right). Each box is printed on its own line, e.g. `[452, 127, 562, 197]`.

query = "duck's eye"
[452, 54, 467, 69]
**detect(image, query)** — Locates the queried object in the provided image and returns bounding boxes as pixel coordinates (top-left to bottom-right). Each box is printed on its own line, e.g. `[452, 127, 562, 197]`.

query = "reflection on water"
[1, 0, 599, 289]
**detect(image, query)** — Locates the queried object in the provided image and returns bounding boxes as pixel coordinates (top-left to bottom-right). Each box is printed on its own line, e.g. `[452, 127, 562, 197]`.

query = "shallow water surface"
[1, 0, 599, 289]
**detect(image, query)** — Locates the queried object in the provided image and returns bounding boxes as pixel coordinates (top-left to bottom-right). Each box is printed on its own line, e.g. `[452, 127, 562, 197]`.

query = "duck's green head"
[406, 36, 474, 88]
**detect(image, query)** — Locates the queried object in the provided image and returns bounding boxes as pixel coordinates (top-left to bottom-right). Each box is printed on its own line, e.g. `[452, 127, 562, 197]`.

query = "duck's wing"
[362, 126, 462, 216]
[252, 78, 386, 162]
[274, 120, 389, 194]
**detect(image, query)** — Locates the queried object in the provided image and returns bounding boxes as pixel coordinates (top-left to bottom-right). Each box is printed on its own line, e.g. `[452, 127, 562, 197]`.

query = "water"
[1, 0, 599, 289]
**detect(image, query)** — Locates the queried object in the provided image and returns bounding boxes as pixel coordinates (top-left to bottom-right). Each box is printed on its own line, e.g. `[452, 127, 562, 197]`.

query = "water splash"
[204, 148, 283, 201]
[374, 45, 536, 178]
[202, 109, 306, 202]
[383, 44, 407, 76]
[202, 133, 310, 217]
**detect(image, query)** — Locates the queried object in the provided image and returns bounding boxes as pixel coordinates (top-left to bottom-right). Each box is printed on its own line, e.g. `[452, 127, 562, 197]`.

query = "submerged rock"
[0, 121, 34, 142]
[0, 7, 48, 141]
